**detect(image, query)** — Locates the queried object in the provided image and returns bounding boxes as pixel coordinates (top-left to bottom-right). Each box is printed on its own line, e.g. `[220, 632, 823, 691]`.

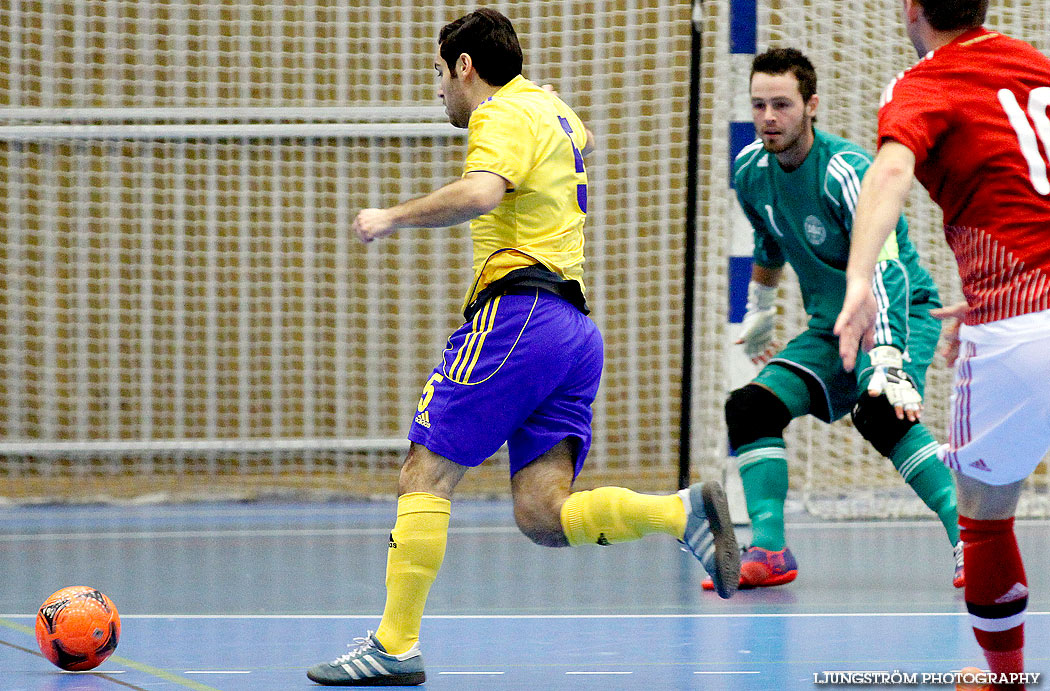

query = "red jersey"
[877, 27, 1050, 325]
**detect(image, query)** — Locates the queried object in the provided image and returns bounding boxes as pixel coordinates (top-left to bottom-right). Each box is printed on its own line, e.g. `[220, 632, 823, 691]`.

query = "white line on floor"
[0, 526, 520, 541]
[7, 611, 1033, 620]
[15, 517, 1043, 542]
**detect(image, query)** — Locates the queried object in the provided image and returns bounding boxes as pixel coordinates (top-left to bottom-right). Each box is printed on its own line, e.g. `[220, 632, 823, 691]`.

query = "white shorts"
[937, 308, 1050, 485]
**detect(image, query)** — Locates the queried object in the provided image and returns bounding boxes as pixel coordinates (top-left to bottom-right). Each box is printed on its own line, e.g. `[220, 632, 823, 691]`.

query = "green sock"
[890, 425, 960, 545]
[737, 438, 789, 551]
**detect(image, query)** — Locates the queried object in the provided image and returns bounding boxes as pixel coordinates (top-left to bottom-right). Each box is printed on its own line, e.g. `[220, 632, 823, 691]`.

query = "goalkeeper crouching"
[703, 47, 963, 591]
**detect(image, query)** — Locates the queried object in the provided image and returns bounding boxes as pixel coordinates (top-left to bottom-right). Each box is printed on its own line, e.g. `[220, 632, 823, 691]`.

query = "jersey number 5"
[417, 373, 444, 413]
[558, 116, 588, 213]
[999, 86, 1050, 195]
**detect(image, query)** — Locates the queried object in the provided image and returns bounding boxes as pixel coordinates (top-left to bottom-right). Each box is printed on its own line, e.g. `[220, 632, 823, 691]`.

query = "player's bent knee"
[850, 393, 916, 457]
[396, 444, 468, 497]
[725, 384, 793, 451]
[514, 508, 569, 548]
[513, 494, 570, 548]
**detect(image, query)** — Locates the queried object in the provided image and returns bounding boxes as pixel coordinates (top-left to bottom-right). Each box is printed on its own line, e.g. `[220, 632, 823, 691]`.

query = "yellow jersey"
[461, 75, 588, 311]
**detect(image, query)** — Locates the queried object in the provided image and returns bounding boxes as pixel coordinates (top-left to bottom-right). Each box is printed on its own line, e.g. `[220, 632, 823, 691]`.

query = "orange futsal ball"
[35, 586, 121, 671]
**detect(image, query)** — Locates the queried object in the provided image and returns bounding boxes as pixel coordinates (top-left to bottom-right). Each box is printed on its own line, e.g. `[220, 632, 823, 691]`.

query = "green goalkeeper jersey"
[734, 128, 939, 352]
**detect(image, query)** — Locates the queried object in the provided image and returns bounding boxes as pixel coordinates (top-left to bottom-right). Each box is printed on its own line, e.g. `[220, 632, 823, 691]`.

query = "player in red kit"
[834, 1, 1050, 689]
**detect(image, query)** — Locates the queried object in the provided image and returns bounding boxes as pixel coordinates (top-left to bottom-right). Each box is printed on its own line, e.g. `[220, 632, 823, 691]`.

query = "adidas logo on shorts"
[414, 410, 432, 429]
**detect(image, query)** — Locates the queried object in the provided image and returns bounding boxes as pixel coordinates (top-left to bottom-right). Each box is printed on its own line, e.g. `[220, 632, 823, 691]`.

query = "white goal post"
[695, 0, 1050, 518]
[0, 0, 1047, 513]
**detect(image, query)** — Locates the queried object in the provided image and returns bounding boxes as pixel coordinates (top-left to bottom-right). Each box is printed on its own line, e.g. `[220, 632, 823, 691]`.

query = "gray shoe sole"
[700, 481, 741, 599]
[307, 668, 426, 686]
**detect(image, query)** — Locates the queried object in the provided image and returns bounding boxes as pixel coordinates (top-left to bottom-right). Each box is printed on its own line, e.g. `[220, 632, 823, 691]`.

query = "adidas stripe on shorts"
[408, 288, 602, 478]
[938, 308, 1050, 485]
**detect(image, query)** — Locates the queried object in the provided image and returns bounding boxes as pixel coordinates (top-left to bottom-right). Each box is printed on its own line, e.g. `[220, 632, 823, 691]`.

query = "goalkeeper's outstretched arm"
[835, 142, 916, 369]
[736, 264, 782, 365]
[871, 256, 912, 354]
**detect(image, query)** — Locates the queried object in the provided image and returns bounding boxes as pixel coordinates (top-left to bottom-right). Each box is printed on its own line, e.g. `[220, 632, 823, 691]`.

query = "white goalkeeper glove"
[866, 345, 923, 420]
[735, 281, 778, 365]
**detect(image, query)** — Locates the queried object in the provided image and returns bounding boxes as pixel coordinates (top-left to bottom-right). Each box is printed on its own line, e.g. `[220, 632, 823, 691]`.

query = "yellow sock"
[559, 486, 687, 547]
[374, 492, 451, 655]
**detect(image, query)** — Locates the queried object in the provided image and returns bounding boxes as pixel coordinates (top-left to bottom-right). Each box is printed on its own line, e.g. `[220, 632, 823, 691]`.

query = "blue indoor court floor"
[1, 500, 1047, 690]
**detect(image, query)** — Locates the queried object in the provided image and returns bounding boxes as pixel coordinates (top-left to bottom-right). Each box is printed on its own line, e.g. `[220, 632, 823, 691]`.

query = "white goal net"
[0, 1, 691, 501]
[695, 0, 1050, 517]
[1, 0, 1047, 514]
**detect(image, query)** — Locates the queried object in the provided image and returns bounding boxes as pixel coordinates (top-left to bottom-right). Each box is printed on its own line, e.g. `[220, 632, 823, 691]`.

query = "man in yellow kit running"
[306, 9, 740, 686]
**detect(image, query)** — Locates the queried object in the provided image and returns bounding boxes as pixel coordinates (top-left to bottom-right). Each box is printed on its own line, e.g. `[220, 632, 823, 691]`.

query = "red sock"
[959, 515, 1026, 688]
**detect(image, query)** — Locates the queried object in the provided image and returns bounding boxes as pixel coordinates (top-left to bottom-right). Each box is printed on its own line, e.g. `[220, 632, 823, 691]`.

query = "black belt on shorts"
[464, 264, 590, 322]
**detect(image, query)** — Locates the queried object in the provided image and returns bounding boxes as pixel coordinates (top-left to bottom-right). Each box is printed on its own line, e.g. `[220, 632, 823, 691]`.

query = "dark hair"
[913, 0, 988, 31]
[439, 8, 523, 86]
[750, 48, 817, 103]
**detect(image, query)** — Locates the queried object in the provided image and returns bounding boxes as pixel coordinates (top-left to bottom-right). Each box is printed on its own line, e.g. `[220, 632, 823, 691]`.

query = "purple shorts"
[408, 289, 603, 478]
